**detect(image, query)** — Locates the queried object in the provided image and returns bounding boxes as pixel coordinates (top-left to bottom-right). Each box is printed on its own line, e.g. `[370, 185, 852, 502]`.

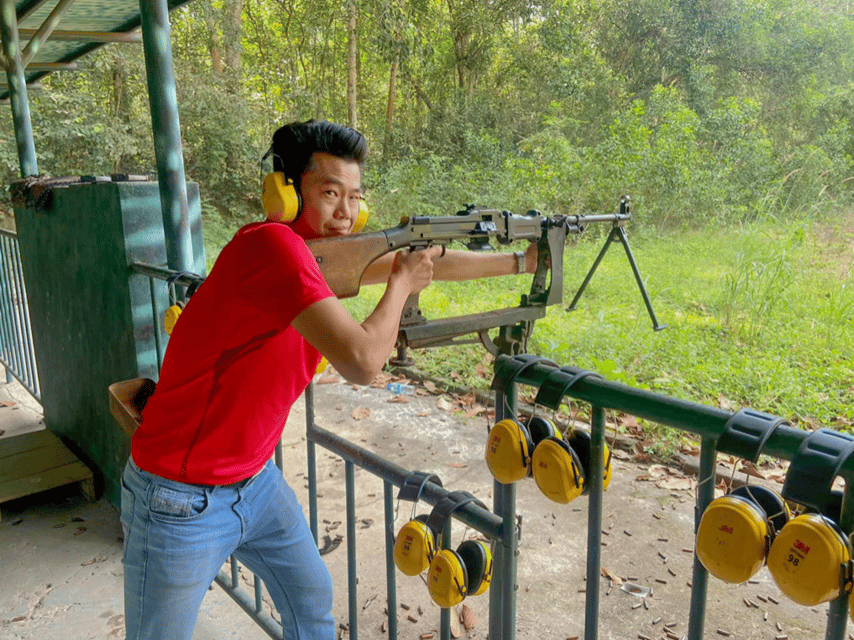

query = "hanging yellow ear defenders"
[531, 429, 612, 504]
[485, 416, 558, 485]
[696, 485, 789, 584]
[393, 514, 434, 577]
[767, 513, 852, 606]
[485, 418, 534, 484]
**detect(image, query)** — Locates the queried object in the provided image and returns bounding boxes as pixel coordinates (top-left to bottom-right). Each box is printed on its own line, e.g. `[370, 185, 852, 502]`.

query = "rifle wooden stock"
[306, 228, 403, 299]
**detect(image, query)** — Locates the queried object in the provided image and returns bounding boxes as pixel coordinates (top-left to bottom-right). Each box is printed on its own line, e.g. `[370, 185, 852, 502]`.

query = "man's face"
[291, 152, 363, 240]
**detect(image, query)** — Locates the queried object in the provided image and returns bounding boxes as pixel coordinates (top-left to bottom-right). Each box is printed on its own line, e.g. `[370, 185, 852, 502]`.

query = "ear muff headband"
[696, 494, 772, 584]
[767, 513, 852, 606]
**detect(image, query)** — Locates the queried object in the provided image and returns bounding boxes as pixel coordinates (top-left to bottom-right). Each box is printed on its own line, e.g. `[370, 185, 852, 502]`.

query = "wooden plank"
[0, 443, 80, 484]
[0, 430, 57, 459]
[0, 459, 93, 504]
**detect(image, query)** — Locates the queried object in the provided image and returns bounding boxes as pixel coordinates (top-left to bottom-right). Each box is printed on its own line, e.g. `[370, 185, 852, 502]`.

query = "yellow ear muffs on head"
[262, 172, 301, 223]
[393, 515, 435, 577]
[767, 513, 852, 606]
[352, 198, 369, 232]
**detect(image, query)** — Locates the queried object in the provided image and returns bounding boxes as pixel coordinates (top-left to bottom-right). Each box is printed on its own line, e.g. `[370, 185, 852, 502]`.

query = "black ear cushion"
[447, 548, 469, 594]
[414, 513, 430, 525]
[566, 431, 591, 493]
[526, 416, 556, 446]
[732, 486, 788, 535]
[456, 540, 486, 594]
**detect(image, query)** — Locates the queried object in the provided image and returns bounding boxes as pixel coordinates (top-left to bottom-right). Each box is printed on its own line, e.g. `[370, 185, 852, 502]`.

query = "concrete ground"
[0, 372, 835, 640]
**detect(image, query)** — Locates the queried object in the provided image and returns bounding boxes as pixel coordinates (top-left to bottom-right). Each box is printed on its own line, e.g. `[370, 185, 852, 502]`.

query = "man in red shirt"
[121, 120, 535, 640]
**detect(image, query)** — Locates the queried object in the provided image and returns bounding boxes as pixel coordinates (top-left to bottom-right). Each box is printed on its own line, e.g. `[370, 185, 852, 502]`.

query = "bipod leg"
[613, 226, 667, 331]
[566, 226, 619, 312]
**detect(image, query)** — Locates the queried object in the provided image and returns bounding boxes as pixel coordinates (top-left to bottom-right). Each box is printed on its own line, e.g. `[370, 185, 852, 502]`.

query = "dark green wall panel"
[13, 180, 204, 507]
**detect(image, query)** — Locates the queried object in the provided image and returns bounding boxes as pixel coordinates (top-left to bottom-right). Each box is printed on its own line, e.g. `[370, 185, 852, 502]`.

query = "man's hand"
[390, 245, 443, 295]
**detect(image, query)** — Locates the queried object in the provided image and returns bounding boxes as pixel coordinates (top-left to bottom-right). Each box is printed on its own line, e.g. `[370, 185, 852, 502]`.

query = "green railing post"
[584, 405, 606, 640]
[138, 0, 194, 277]
[491, 384, 518, 640]
[0, 0, 38, 177]
[687, 436, 716, 640]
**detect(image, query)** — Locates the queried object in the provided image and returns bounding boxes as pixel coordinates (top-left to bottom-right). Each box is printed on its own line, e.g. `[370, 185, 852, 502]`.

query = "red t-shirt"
[131, 222, 335, 484]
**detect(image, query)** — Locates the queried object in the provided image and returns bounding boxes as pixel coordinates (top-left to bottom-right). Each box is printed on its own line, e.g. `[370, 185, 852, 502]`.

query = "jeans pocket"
[149, 484, 209, 522]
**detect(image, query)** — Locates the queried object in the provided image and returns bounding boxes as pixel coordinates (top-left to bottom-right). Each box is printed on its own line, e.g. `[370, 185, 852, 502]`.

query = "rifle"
[306, 197, 665, 365]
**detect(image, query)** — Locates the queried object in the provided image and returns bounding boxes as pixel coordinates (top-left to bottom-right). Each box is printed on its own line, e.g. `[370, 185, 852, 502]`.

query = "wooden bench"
[0, 429, 95, 522]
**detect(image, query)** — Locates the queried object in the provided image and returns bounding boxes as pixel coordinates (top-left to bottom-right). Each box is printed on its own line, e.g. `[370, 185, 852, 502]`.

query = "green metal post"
[825, 484, 854, 640]
[138, 0, 194, 276]
[490, 386, 518, 640]
[383, 481, 398, 639]
[687, 435, 716, 640]
[0, 0, 38, 176]
[584, 406, 606, 640]
[346, 460, 358, 640]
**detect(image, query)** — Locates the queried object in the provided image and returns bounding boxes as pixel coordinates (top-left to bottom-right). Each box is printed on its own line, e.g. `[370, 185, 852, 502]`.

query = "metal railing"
[491, 353, 853, 640]
[0, 229, 40, 401]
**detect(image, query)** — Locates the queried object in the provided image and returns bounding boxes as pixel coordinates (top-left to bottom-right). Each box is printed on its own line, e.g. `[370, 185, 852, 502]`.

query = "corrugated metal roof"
[1, 0, 193, 100]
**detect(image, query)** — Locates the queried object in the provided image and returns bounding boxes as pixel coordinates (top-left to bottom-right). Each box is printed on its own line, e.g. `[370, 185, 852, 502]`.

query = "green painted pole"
[687, 436, 716, 640]
[825, 484, 853, 640]
[584, 406, 606, 640]
[0, 0, 38, 176]
[490, 385, 518, 640]
[138, 0, 193, 275]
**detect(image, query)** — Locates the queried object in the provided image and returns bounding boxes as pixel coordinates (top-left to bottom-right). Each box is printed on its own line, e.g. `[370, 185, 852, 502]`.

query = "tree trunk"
[347, 0, 358, 128]
[223, 0, 244, 89]
[202, 3, 224, 74]
[383, 59, 399, 162]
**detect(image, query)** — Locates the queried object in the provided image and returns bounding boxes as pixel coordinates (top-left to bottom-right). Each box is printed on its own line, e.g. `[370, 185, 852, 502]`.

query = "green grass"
[203, 210, 854, 437]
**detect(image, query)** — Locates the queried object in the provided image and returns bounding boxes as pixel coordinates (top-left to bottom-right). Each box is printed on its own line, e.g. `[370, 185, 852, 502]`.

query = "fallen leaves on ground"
[351, 407, 370, 420]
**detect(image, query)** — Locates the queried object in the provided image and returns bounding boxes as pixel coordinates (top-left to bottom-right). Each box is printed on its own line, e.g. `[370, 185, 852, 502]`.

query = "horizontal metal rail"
[0, 229, 40, 401]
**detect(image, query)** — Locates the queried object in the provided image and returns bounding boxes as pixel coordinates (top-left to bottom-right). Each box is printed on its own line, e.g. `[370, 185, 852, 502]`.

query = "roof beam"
[21, 0, 75, 66]
[26, 61, 77, 71]
[18, 28, 142, 43]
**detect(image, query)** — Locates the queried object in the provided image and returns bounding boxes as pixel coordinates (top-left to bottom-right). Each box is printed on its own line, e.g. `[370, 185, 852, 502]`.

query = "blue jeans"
[120, 456, 334, 640]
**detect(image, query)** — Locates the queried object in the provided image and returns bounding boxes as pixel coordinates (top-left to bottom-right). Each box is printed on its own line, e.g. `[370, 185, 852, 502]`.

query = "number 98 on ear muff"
[766, 513, 853, 607]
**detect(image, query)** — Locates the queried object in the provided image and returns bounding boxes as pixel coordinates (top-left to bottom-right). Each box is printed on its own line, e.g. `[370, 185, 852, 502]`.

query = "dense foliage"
[0, 0, 851, 230]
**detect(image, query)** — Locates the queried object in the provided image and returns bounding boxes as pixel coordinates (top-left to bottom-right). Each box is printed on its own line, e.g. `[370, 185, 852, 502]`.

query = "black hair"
[269, 120, 368, 189]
